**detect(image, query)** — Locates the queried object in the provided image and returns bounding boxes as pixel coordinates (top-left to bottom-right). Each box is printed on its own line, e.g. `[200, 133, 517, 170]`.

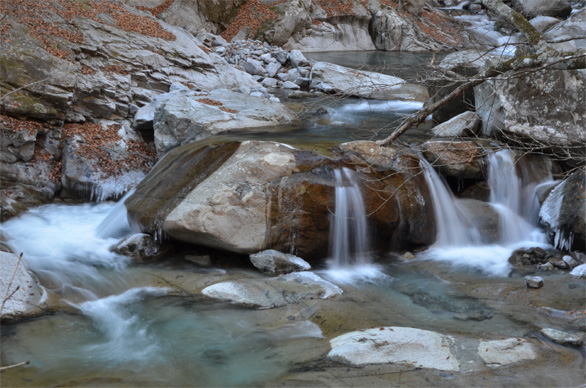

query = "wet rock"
[249, 249, 311, 276]
[309, 62, 429, 101]
[430, 111, 480, 137]
[184, 254, 212, 267]
[475, 70, 586, 162]
[111, 233, 167, 262]
[0, 252, 48, 322]
[541, 328, 584, 345]
[420, 139, 488, 179]
[525, 276, 544, 288]
[477, 338, 536, 367]
[457, 199, 500, 243]
[201, 271, 342, 309]
[328, 327, 460, 371]
[153, 89, 294, 155]
[539, 167, 585, 252]
[570, 264, 586, 278]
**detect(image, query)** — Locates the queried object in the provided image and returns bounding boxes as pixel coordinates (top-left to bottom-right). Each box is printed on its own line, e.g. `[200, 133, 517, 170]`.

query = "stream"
[1, 51, 585, 387]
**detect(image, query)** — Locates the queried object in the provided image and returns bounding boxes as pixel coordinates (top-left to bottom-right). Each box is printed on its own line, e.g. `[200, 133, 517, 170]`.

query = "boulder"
[0, 252, 48, 322]
[539, 167, 585, 252]
[153, 89, 294, 155]
[512, 0, 572, 19]
[249, 249, 311, 276]
[542, 9, 586, 52]
[541, 328, 585, 346]
[310, 62, 429, 101]
[529, 16, 562, 32]
[125, 140, 435, 259]
[474, 69, 586, 161]
[477, 338, 536, 367]
[457, 199, 501, 243]
[328, 327, 460, 371]
[420, 139, 488, 179]
[431, 111, 480, 137]
[201, 271, 342, 309]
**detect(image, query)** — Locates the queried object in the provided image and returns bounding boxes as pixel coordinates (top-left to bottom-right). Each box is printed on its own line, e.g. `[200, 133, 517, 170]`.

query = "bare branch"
[0, 252, 24, 315]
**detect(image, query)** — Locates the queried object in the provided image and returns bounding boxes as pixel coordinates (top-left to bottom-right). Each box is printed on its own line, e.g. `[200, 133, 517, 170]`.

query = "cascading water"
[419, 150, 553, 276]
[329, 168, 371, 267]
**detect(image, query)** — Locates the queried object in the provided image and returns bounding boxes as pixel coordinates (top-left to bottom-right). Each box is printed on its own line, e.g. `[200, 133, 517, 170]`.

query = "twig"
[0, 361, 30, 371]
[0, 253, 23, 315]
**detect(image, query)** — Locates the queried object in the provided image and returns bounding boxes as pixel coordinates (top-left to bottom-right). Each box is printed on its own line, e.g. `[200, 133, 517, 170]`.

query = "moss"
[511, 10, 541, 47]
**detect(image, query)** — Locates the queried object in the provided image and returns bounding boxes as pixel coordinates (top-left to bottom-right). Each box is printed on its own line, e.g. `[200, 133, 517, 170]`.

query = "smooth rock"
[249, 249, 311, 276]
[244, 58, 265, 76]
[328, 327, 460, 371]
[525, 276, 544, 288]
[431, 111, 480, 137]
[421, 139, 487, 179]
[541, 328, 584, 345]
[111, 233, 164, 262]
[478, 338, 536, 367]
[512, 0, 572, 18]
[289, 50, 310, 68]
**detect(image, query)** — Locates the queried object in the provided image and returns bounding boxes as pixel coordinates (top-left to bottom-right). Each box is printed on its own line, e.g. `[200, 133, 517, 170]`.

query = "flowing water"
[1, 52, 584, 387]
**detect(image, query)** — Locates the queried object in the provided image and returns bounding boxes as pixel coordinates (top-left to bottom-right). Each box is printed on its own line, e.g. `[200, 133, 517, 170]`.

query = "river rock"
[0, 252, 48, 322]
[512, 0, 573, 19]
[201, 271, 342, 309]
[111, 233, 166, 262]
[539, 167, 585, 252]
[541, 328, 585, 345]
[153, 89, 294, 155]
[431, 111, 481, 137]
[310, 62, 429, 101]
[328, 327, 460, 371]
[249, 250, 311, 276]
[420, 139, 488, 179]
[457, 199, 501, 243]
[477, 338, 536, 367]
[125, 140, 435, 259]
[543, 9, 586, 52]
[570, 264, 586, 278]
[525, 276, 544, 288]
[474, 69, 586, 161]
[529, 16, 562, 32]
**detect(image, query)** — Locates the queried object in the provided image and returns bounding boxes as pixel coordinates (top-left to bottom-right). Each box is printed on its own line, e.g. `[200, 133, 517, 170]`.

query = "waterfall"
[329, 168, 371, 267]
[96, 189, 134, 238]
[419, 159, 482, 247]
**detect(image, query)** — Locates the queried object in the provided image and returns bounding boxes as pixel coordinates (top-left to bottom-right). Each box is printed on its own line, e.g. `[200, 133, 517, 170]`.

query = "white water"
[420, 150, 552, 276]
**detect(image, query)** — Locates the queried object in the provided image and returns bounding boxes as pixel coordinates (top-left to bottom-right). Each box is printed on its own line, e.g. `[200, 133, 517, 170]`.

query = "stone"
[282, 81, 300, 89]
[261, 77, 278, 88]
[0, 251, 48, 322]
[153, 89, 295, 155]
[244, 58, 265, 76]
[289, 50, 310, 67]
[431, 111, 480, 137]
[249, 249, 311, 276]
[570, 264, 586, 278]
[184, 254, 212, 267]
[539, 167, 585, 252]
[310, 62, 429, 101]
[541, 328, 585, 345]
[328, 327, 460, 371]
[525, 276, 544, 288]
[474, 69, 586, 161]
[543, 9, 586, 52]
[201, 271, 342, 309]
[512, 0, 573, 19]
[420, 139, 488, 179]
[529, 16, 562, 32]
[266, 62, 282, 78]
[111, 233, 165, 262]
[477, 338, 536, 367]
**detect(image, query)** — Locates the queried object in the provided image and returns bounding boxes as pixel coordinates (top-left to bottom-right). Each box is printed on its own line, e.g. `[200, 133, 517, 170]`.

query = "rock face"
[328, 327, 460, 371]
[153, 89, 295, 155]
[539, 167, 585, 252]
[512, 0, 573, 19]
[474, 69, 586, 161]
[201, 271, 342, 309]
[477, 338, 536, 367]
[125, 140, 435, 259]
[310, 62, 429, 101]
[0, 252, 48, 322]
[249, 250, 311, 276]
[420, 139, 489, 180]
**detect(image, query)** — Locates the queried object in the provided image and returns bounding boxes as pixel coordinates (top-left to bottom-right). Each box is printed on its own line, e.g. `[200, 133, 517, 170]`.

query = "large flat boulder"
[309, 62, 429, 101]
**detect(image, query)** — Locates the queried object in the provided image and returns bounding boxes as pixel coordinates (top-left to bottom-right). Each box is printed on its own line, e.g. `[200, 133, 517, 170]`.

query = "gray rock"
[153, 89, 294, 155]
[543, 9, 586, 52]
[541, 328, 585, 345]
[282, 81, 300, 89]
[294, 77, 310, 87]
[310, 62, 429, 101]
[328, 327, 460, 371]
[570, 264, 586, 278]
[539, 167, 585, 251]
[287, 68, 302, 81]
[525, 276, 544, 288]
[431, 111, 480, 137]
[250, 249, 311, 276]
[475, 69, 586, 162]
[244, 58, 265, 76]
[478, 338, 536, 367]
[272, 51, 288, 64]
[261, 77, 278, 88]
[289, 50, 310, 67]
[0, 251, 48, 322]
[201, 271, 342, 309]
[512, 0, 572, 18]
[266, 62, 282, 78]
[421, 139, 487, 179]
[530, 16, 562, 32]
[111, 233, 164, 262]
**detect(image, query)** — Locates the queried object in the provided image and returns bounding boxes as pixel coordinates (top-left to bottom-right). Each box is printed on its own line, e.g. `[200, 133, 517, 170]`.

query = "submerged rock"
[477, 338, 536, 367]
[309, 62, 429, 101]
[328, 327, 460, 371]
[201, 271, 342, 309]
[0, 252, 48, 322]
[249, 249, 311, 276]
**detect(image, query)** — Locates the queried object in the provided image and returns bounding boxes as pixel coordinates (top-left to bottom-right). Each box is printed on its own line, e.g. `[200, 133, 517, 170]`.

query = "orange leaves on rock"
[197, 98, 239, 114]
[315, 0, 357, 17]
[137, 0, 174, 18]
[0, 115, 45, 135]
[222, 0, 283, 41]
[416, 10, 463, 46]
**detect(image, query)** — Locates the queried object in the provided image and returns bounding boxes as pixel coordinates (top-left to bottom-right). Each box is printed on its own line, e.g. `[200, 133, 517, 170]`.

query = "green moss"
[512, 10, 541, 47]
